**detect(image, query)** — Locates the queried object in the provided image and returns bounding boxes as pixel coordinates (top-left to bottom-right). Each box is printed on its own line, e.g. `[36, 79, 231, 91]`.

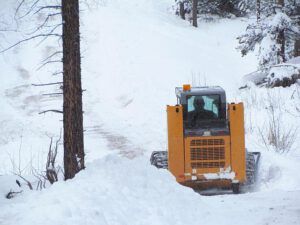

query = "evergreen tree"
[174, 0, 255, 20]
[237, 1, 299, 69]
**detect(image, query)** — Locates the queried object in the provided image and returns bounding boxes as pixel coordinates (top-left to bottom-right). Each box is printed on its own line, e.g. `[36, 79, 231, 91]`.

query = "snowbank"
[0, 0, 299, 225]
[1, 155, 300, 225]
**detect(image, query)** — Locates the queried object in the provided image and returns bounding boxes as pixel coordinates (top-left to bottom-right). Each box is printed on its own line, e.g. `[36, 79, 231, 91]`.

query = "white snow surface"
[268, 64, 300, 81]
[0, 0, 300, 225]
[1, 155, 300, 225]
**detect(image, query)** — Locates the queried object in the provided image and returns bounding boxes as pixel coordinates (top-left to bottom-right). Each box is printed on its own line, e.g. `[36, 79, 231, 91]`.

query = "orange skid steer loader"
[151, 85, 260, 194]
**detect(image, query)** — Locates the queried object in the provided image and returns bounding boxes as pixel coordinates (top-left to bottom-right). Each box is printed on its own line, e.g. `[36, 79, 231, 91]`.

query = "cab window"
[187, 95, 220, 118]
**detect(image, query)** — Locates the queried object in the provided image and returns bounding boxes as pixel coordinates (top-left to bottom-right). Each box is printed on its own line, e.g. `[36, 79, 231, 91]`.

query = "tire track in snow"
[85, 125, 145, 159]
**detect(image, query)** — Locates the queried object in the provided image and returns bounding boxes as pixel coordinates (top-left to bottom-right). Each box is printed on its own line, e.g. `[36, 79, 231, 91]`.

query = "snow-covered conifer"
[238, 10, 299, 69]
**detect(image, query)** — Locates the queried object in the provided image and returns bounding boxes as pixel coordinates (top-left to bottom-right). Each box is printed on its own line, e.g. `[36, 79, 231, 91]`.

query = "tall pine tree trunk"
[62, 0, 85, 180]
[192, 0, 198, 27]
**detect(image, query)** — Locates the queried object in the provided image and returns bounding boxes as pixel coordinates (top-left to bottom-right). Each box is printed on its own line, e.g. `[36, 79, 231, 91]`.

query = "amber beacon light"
[183, 84, 191, 91]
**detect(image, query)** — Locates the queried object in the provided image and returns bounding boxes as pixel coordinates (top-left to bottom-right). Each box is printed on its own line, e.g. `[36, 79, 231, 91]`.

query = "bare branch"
[52, 71, 63, 76]
[46, 137, 53, 169]
[34, 5, 61, 15]
[14, 174, 33, 190]
[258, 127, 271, 151]
[42, 92, 63, 96]
[17, 0, 41, 20]
[0, 28, 18, 32]
[28, 13, 61, 35]
[35, 24, 62, 46]
[14, 0, 26, 19]
[0, 33, 61, 53]
[39, 109, 63, 114]
[45, 133, 61, 184]
[5, 151, 17, 173]
[32, 173, 43, 190]
[6, 190, 23, 199]
[32, 82, 62, 87]
[37, 59, 62, 70]
[42, 51, 62, 63]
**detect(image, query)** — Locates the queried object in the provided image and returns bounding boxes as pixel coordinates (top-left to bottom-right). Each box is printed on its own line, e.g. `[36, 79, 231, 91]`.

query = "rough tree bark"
[62, 0, 85, 180]
[192, 0, 198, 27]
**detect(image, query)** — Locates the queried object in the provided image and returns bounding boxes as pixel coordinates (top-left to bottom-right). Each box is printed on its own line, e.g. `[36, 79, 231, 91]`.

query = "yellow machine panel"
[167, 105, 185, 183]
[228, 103, 246, 182]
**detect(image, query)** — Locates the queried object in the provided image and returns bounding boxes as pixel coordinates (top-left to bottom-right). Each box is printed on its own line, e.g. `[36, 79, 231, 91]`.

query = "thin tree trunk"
[179, 2, 185, 20]
[62, 0, 85, 180]
[256, 0, 261, 23]
[192, 0, 198, 27]
[277, 0, 286, 63]
[294, 6, 300, 57]
[277, 30, 286, 62]
[277, 0, 284, 7]
[294, 40, 300, 56]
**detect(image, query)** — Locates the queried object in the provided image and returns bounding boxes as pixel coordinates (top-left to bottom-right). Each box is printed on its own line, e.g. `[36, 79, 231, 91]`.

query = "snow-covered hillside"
[0, 0, 299, 224]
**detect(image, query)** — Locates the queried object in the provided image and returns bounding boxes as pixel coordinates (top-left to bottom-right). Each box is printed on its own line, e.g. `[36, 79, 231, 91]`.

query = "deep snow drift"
[0, 0, 299, 225]
[1, 156, 300, 225]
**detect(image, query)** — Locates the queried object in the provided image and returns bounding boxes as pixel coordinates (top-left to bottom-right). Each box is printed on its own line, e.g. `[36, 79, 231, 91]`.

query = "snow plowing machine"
[151, 85, 260, 193]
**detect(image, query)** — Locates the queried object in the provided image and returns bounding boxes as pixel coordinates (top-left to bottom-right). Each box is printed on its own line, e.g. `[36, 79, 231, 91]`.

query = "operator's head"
[193, 96, 205, 111]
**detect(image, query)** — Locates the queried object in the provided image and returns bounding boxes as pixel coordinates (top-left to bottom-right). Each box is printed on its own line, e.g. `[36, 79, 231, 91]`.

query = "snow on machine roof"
[175, 85, 226, 105]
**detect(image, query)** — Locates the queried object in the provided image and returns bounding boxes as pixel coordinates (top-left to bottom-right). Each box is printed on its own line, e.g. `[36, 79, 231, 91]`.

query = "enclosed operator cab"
[167, 85, 246, 192]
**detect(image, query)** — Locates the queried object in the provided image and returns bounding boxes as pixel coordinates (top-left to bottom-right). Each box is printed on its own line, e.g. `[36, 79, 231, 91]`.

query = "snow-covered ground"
[0, 0, 299, 224]
[1, 156, 300, 225]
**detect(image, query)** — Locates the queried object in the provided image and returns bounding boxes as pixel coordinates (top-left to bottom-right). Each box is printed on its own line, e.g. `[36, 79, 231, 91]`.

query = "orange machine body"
[167, 103, 246, 189]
